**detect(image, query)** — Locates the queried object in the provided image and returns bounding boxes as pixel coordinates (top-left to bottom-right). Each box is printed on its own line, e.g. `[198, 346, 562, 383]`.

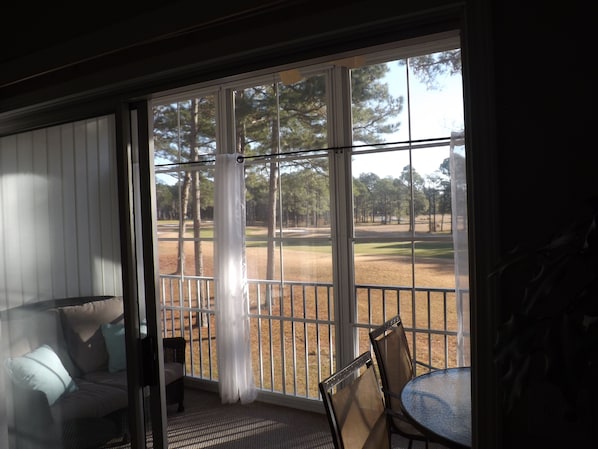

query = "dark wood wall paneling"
[491, 3, 596, 448]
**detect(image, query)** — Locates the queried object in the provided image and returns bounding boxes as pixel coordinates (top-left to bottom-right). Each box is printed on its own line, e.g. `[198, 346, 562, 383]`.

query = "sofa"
[1, 295, 186, 449]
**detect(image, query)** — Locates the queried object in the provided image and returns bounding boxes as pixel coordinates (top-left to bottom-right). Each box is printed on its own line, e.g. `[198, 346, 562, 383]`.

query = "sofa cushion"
[83, 362, 183, 389]
[60, 297, 124, 374]
[83, 370, 128, 390]
[163, 362, 184, 384]
[50, 379, 128, 422]
[4, 344, 78, 406]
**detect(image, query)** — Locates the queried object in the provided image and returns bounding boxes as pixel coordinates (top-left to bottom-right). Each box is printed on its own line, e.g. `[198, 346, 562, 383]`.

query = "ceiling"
[1, 0, 311, 67]
[1, 2, 167, 65]
[0, 0, 380, 114]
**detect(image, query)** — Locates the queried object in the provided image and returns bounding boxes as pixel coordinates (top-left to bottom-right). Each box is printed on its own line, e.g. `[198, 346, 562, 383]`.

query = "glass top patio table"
[399, 366, 471, 449]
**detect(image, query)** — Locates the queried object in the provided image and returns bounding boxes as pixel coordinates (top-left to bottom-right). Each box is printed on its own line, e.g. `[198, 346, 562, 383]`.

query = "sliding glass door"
[0, 108, 168, 449]
[0, 116, 131, 449]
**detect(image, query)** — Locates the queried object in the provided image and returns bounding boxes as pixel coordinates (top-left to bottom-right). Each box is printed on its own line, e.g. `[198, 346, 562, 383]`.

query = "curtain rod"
[155, 135, 455, 169]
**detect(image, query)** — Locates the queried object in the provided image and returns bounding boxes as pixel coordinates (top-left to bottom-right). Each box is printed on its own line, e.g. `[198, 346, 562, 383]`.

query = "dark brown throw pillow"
[60, 296, 124, 374]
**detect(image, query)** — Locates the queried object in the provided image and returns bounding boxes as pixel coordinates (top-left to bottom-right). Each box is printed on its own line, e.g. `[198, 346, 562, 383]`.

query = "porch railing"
[159, 274, 460, 401]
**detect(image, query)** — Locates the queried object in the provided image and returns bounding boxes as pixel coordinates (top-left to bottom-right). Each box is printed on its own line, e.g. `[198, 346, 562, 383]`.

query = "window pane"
[407, 51, 464, 141]
[352, 151, 411, 237]
[245, 157, 332, 283]
[155, 166, 215, 277]
[234, 74, 327, 156]
[153, 96, 217, 167]
[350, 49, 467, 371]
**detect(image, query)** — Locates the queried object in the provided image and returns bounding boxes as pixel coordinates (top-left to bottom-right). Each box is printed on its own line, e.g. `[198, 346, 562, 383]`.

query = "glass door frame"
[0, 100, 168, 449]
[116, 101, 169, 449]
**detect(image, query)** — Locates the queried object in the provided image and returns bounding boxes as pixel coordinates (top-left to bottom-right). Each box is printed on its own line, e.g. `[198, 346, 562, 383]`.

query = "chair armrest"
[381, 388, 412, 421]
[162, 337, 186, 365]
[415, 360, 437, 371]
[383, 388, 402, 400]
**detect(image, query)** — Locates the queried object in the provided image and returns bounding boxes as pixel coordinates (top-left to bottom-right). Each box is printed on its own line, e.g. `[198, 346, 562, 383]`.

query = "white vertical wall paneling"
[96, 117, 111, 294]
[0, 137, 11, 306]
[87, 118, 103, 294]
[32, 129, 53, 299]
[16, 132, 36, 302]
[47, 125, 67, 296]
[87, 116, 122, 296]
[75, 120, 92, 291]
[1, 136, 21, 307]
[61, 123, 80, 296]
[0, 115, 122, 306]
[101, 115, 122, 295]
[98, 116, 122, 295]
[0, 138, 5, 305]
[113, 118, 123, 297]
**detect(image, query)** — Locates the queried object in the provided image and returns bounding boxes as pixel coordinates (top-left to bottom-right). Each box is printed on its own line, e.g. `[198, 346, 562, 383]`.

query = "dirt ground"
[157, 222, 455, 288]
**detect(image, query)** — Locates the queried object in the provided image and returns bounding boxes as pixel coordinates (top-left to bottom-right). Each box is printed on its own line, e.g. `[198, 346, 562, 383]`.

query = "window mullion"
[328, 65, 357, 370]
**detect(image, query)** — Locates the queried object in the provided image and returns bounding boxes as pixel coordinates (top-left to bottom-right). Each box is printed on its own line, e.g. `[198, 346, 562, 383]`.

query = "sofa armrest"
[162, 337, 186, 366]
[12, 381, 54, 427]
[9, 380, 60, 447]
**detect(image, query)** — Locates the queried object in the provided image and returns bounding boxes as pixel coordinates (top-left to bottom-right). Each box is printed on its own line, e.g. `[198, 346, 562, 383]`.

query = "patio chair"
[319, 351, 390, 449]
[369, 315, 430, 449]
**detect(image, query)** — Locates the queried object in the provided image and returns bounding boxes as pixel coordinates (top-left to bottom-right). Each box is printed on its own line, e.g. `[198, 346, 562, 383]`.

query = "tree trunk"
[266, 93, 280, 305]
[266, 155, 279, 279]
[192, 169, 208, 326]
[175, 173, 191, 274]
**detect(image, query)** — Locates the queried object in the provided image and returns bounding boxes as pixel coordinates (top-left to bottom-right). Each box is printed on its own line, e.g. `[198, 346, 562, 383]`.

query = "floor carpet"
[102, 387, 447, 449]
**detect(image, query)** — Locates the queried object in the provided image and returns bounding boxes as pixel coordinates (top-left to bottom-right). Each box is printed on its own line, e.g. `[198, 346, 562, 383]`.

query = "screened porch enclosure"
[152, 31, 469, 406]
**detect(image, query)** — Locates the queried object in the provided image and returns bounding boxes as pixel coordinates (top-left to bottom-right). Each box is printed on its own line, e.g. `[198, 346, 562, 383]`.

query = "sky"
[351, 61, 464, 179]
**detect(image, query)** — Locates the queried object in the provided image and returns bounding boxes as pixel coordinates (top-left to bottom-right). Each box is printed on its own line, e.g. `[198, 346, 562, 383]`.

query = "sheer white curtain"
[214, 153, 257, 404]
[450, 130, 470, 367]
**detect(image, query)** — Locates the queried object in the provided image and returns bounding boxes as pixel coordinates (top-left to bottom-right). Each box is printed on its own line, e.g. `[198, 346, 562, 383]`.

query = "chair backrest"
[369, 315, 414, 415]
[319, 351, 390, 449]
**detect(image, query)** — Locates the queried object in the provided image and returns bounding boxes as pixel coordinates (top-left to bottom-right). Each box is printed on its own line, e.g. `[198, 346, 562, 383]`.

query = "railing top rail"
[159, 274, 458, 294]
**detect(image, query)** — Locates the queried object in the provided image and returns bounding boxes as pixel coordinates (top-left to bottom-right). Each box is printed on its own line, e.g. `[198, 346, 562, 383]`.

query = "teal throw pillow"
[4, 344, 78, 406]
[101, 322, 147, 373]
[101, 323, 127, 373]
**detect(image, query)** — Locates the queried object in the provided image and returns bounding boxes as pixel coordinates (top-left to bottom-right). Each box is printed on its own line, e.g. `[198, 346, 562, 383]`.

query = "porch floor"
[102, 386, 449, 449]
